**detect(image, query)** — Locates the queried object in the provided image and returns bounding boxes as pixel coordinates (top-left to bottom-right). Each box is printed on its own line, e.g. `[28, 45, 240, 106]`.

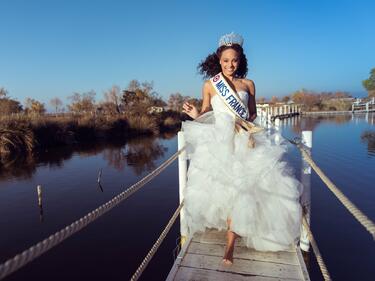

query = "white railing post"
[300, 130, 312, 252]
[268, 108, 272, 124]
[274, 118, 280, 144]
[178, 131, 188, 245]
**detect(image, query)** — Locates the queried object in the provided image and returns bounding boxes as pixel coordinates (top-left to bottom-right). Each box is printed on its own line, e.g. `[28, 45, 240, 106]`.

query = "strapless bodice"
[211, 90, 249, 117]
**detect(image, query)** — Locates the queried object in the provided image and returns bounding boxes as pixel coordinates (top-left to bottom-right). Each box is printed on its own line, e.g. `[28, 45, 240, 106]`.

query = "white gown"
[181, 91, 302, 252]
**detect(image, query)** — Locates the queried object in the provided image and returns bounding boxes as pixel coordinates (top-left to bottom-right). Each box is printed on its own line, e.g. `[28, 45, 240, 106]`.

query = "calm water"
[0, 114, 374, 280]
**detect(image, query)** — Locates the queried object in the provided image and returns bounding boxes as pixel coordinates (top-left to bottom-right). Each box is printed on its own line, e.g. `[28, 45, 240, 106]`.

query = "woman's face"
[219, 48, 240, 76]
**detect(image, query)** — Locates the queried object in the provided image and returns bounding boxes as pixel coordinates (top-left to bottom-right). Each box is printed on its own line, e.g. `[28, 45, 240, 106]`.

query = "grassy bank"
[0, 111, 182, 162]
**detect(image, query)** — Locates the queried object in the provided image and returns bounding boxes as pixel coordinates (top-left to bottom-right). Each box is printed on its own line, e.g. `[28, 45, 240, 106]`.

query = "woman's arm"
[246, 80, 257, 122]
[200, 80, 212, 115]
[183, 80, 212, 119]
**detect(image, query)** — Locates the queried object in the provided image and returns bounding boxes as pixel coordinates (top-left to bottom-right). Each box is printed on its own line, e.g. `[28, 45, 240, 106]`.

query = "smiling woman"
[181, 33, 303, 266]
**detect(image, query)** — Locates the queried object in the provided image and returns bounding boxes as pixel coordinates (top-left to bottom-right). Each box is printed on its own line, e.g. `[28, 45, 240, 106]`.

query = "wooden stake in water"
[97, 169, 102, 184]
[97, 169, 104, 192]
[37, 185, 42, 207]
[36, 185, 44, 222]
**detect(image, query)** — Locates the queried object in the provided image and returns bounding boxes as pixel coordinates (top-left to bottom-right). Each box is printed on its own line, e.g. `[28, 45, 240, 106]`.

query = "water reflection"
[125, 137, 167, 175]
[287, 114, 352, 133]
[102, 137, 167, 175]
[361, 130, 375, 156]
[0, 136, 169, 180]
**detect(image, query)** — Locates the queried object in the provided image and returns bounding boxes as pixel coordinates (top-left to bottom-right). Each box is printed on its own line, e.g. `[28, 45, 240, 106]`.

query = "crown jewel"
[218, 32, 244, 47]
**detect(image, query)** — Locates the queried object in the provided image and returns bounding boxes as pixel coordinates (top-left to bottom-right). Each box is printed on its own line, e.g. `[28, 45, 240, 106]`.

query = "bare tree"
[282, 96, 290, 103]
[270, 96, 279, 104]
[363, 68, 375, 98]
[104, 85, 121, 114]
[168, 93, 189, 111]
[0, 87, 8, 98]
[122, 80, 160, 115]
[256, 97, 266, 104]
[127, 80, 140, 92]
[68, 91, 96, 114]
[50, 97, 63, 114]
[24, 98, 46, 115]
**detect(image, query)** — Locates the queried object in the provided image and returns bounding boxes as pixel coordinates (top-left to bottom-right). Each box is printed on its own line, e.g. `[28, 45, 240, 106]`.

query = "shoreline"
[302, 110, 375, 115]
[0, 112, 183, 162]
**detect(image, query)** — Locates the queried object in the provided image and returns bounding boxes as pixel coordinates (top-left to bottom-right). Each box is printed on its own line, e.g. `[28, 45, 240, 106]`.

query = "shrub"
[0, 120, 34, 161]
[126, 114, 159, 135]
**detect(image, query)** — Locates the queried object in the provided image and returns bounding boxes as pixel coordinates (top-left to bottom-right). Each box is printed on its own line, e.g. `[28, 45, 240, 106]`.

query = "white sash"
[210, 72, 249, 121]
[210, 72, 263, 136]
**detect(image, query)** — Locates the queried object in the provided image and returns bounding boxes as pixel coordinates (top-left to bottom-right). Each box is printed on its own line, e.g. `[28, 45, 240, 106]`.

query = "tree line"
[1, 68, 374, 115]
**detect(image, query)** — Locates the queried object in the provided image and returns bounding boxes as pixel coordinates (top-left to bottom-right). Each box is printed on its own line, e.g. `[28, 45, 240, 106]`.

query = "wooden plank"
[295, 246, 311, 281]
[173, 266, 301, 281]
[192, 230, 294, 252]
[180, 253, 303, 280]
[165, 237, 193, 281]
[187, 242, 299, 266]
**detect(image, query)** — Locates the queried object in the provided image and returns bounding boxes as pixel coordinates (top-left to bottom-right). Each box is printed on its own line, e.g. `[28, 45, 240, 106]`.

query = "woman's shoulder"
[240, 78, 255, 86]
[203, 80, 212, 91]
[240, 78, 255, 95]
[202, 80, 214, 97]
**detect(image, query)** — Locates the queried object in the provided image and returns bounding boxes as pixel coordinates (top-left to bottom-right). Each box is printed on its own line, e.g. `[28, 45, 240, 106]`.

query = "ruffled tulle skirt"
[181, 111, 302, 251]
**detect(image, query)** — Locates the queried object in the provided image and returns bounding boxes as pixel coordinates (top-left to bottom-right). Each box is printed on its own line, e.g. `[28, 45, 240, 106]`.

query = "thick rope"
[0, 147, 186, 280]
[295, 142, 375, 240]
[130, 201, 184, 281]
[302, 216, 332, 281]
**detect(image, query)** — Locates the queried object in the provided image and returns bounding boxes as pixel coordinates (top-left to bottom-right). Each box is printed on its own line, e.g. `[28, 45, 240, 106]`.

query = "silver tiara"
[218, 32, 244, 47]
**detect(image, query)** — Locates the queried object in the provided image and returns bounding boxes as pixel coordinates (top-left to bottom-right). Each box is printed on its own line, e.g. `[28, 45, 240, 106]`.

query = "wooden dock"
[166, 229, 310, 281]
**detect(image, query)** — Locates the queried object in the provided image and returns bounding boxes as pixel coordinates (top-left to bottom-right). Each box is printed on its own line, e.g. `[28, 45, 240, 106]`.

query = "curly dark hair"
[198, 44, 248, 79]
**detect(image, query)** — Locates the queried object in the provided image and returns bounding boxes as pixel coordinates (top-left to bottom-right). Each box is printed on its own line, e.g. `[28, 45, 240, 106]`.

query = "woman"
[182, 33, 302, 265]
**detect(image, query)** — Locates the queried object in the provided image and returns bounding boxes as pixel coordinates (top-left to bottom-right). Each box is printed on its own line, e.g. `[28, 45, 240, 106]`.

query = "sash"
[210, 72, 249, 121]
[210, 73, 263, 135]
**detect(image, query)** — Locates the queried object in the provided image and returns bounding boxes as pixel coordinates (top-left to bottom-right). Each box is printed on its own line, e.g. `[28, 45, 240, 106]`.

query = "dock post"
[300, 131, 312, 252]
[178, 131, 188, 246]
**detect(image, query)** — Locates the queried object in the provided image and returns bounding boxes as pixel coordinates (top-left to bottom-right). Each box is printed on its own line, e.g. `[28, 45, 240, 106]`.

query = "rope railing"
[130, 201, 184, 281]
[302, 215, 332, 281]
[290, 139, 375, 240]
[0, 147, 186, 280]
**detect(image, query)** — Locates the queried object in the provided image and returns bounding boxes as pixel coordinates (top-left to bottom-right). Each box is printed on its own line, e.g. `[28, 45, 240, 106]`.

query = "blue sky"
[0, 0, 374, 110]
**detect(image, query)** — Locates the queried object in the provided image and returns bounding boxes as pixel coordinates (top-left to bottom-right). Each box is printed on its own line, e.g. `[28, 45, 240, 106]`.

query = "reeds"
[0, 112, 182, 160]
[125, 114, 159, 135]
[0, 119, 35, 161]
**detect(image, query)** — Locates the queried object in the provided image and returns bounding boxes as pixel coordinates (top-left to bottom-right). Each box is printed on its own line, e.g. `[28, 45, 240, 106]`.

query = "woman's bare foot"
[222, 230, 238, 266]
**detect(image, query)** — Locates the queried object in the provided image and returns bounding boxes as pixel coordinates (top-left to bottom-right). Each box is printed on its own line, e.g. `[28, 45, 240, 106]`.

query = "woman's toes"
[222, 258, 233, 266]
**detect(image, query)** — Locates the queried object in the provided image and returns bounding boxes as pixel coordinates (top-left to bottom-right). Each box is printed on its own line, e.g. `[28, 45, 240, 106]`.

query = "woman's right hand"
[182, 102, 199, 119]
